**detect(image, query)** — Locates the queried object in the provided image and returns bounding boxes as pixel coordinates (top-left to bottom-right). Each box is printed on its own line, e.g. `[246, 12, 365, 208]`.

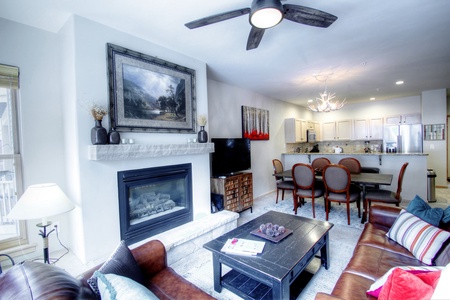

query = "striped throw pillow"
[387, 209, 450, 265]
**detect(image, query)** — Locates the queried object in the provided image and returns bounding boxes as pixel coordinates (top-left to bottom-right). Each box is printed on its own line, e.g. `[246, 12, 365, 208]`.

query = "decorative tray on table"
[250, 223, 293, 243]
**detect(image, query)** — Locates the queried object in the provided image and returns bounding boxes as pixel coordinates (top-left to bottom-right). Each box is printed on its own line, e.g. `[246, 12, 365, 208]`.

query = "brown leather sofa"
[80, 239, 215, 300]
[0, 239, 215, 300]
[315, 205, 450, 300]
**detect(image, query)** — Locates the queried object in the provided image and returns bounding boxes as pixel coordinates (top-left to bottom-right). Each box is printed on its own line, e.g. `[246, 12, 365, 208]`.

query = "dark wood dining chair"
[311, 157, 331, 174]
[323, 164, 361, 225]
[292, 163, 324, 217]
[364, 162, 409, 210]
[272, 159, 295, 203]
[338, 157, 362, 174]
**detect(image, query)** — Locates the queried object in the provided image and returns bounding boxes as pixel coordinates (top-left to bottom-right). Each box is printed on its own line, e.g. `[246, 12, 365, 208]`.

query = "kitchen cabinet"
[385, 113, 421, 125]
[312, 121, 321, 141]
[353, 117, 383, 140]
[300, 120, 308, 142]
[322, 120, 352, 141]
[285, 118, 307, 143]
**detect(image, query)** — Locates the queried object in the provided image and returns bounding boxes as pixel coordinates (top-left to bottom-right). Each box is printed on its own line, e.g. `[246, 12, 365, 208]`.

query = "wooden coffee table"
[203, 210, 334, 300]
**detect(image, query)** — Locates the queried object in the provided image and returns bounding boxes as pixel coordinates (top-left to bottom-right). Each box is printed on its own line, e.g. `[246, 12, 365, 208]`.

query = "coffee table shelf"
[222, 257, 322, 300]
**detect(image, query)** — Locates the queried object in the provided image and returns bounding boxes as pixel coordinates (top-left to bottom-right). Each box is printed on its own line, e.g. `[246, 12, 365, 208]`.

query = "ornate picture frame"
[107, 43, 196, 133]
[241, 106, 270, 140]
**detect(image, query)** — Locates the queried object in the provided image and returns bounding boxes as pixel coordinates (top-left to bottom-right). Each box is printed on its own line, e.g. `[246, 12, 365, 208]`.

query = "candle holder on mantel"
[108, 127, 120, 144]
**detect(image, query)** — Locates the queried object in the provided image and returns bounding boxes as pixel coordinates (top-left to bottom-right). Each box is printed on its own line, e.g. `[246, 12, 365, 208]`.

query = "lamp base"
[36, 222, 55, 264]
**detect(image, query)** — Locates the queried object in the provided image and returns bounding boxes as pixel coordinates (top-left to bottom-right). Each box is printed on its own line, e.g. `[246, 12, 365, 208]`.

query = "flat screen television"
[211, 138, 251, 177]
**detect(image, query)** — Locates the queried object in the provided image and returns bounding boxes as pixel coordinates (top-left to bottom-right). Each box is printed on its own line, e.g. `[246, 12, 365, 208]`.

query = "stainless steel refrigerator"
[383, 124, 423, 153]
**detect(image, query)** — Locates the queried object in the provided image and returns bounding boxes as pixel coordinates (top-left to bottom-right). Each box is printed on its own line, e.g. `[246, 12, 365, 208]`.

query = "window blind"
[0, 64, 19, 89]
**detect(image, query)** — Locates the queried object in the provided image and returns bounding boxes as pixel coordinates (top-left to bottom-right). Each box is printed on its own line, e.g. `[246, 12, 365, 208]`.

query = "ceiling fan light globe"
[250, 8, 283, 28]
[250, 0, 284, 29]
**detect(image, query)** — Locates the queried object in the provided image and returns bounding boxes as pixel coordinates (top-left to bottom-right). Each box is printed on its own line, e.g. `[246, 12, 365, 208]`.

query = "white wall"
[0, 16, 211, 264]
[207, 80, 311, 197]
[0, 18, 69, 259]
[61, 16, 211, 263]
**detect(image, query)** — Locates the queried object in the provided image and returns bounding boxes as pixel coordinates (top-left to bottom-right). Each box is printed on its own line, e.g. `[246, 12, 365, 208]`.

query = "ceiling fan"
[185, 0, 338, 50]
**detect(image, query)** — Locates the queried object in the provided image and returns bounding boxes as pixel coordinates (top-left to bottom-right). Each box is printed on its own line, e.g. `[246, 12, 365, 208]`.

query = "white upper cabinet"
[322, 121, 336, 141]
[285, 118, 307, 143]
[300, 120, 308, 142]
[385, 113, 421, 125]
[322, 120, 352, 141]
[353, 117, 383, 140]
[313, 121, 321, 142]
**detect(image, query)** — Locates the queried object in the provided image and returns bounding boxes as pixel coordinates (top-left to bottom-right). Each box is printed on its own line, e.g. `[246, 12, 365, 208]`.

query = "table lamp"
[7, 183, 75, 264]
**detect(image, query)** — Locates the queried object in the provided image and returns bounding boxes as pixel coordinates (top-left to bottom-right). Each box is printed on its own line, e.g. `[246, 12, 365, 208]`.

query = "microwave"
[307, 129, 316, 143]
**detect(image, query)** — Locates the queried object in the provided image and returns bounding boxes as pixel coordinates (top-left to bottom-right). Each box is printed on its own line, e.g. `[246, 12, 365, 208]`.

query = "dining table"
[274, 169, 393, 223]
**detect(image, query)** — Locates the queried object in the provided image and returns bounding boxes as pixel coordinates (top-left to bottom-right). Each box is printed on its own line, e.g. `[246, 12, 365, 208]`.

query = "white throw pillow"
[431, 262, 450, 299]
[95, 271, 159, 300]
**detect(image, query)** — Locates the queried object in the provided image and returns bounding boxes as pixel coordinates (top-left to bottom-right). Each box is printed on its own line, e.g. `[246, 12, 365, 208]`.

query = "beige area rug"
[170, 192, 363, 300]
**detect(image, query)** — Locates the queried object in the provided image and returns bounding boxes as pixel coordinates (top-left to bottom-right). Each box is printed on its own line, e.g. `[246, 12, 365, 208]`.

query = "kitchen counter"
[282, 152, 428, 201]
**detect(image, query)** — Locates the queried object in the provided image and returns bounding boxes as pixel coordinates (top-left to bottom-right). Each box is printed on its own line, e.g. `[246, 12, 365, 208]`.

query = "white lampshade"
[8, 183, 75, 223]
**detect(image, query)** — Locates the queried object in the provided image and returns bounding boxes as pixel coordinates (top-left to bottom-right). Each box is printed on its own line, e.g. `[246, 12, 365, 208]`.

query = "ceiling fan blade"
[185, 8, 251, 29]
[246, 27, 265, 50]
[283, 4, 337, 28]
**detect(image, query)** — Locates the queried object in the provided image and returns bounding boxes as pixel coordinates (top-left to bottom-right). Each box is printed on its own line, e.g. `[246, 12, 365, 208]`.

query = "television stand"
[210, 172, 253, 213]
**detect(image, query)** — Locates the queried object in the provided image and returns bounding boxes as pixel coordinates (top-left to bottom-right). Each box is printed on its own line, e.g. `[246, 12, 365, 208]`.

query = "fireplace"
[118, 163, 193, 244]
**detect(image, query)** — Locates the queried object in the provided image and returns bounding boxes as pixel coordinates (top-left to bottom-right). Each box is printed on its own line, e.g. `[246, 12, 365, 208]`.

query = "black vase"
[198, 126, 208, 143]
[108, 128, 120, 144]
[91, 120, 108, 145]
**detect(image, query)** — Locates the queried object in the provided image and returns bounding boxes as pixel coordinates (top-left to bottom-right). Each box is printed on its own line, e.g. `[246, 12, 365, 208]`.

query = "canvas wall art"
[107, 43, 196, 133]
[241, 106, 269, 140]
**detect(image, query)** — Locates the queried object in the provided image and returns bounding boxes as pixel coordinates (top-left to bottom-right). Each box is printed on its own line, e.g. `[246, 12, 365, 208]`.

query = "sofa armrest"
[131, 239, 167, 279]
[79, 240, 167, 286]
[315, 292, 345, 300]
[369, 205, 402, 228]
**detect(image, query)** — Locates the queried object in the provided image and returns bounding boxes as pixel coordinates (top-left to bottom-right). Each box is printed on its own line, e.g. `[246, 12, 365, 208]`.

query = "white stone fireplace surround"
[82, 142, 238, 265]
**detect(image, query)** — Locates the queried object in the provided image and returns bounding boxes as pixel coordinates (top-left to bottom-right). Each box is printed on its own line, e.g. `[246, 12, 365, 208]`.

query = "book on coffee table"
[221, 238, 265, 256]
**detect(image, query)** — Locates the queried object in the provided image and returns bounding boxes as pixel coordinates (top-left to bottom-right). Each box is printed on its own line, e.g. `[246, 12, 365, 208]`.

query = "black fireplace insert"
[118, 163, 193, 244]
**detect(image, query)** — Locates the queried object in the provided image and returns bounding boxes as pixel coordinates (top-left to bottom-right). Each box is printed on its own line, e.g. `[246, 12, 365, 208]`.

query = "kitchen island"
[282, 152, 428, 201]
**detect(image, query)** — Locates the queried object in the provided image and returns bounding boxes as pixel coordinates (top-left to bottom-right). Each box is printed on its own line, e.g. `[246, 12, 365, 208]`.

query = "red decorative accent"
[243, 130, 269, 140]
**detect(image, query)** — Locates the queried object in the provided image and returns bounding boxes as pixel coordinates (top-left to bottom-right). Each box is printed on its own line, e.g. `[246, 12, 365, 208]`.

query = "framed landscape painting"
[107, 43, 196, 133]
[241, 106, 269, 140]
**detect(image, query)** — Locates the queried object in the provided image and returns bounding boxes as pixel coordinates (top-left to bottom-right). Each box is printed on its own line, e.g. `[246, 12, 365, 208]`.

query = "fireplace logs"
[130, 192, 176, 219]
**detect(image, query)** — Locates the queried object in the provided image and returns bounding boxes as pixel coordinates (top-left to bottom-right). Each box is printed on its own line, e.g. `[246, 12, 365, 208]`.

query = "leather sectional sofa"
[0, 239, 215, 300]
[315, 205, 450, 300]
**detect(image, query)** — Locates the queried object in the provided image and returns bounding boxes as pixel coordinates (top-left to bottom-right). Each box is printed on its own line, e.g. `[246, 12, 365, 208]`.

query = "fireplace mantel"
[88, 143, 214, 161]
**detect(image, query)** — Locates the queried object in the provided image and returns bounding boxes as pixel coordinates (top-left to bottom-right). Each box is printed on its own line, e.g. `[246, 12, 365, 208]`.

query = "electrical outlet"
[54, 221, 60, 233]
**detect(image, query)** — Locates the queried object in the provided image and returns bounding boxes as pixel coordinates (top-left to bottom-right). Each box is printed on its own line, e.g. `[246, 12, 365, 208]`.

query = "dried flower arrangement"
[197, 115, 207, 126]
[90, 104, 108, 121]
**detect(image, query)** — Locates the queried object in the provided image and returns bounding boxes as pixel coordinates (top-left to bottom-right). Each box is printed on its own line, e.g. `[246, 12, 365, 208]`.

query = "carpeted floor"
[170, 191, 363, 300]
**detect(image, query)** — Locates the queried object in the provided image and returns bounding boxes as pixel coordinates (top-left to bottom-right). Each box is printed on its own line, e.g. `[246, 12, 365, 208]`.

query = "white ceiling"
[1, 0, 450, 108]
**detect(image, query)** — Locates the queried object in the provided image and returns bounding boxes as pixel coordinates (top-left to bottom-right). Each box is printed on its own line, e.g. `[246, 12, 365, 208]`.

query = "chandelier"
[308, 75, 346, 112]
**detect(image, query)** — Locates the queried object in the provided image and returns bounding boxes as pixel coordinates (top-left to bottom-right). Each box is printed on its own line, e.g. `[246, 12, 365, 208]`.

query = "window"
[0, 64, 26, 252]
